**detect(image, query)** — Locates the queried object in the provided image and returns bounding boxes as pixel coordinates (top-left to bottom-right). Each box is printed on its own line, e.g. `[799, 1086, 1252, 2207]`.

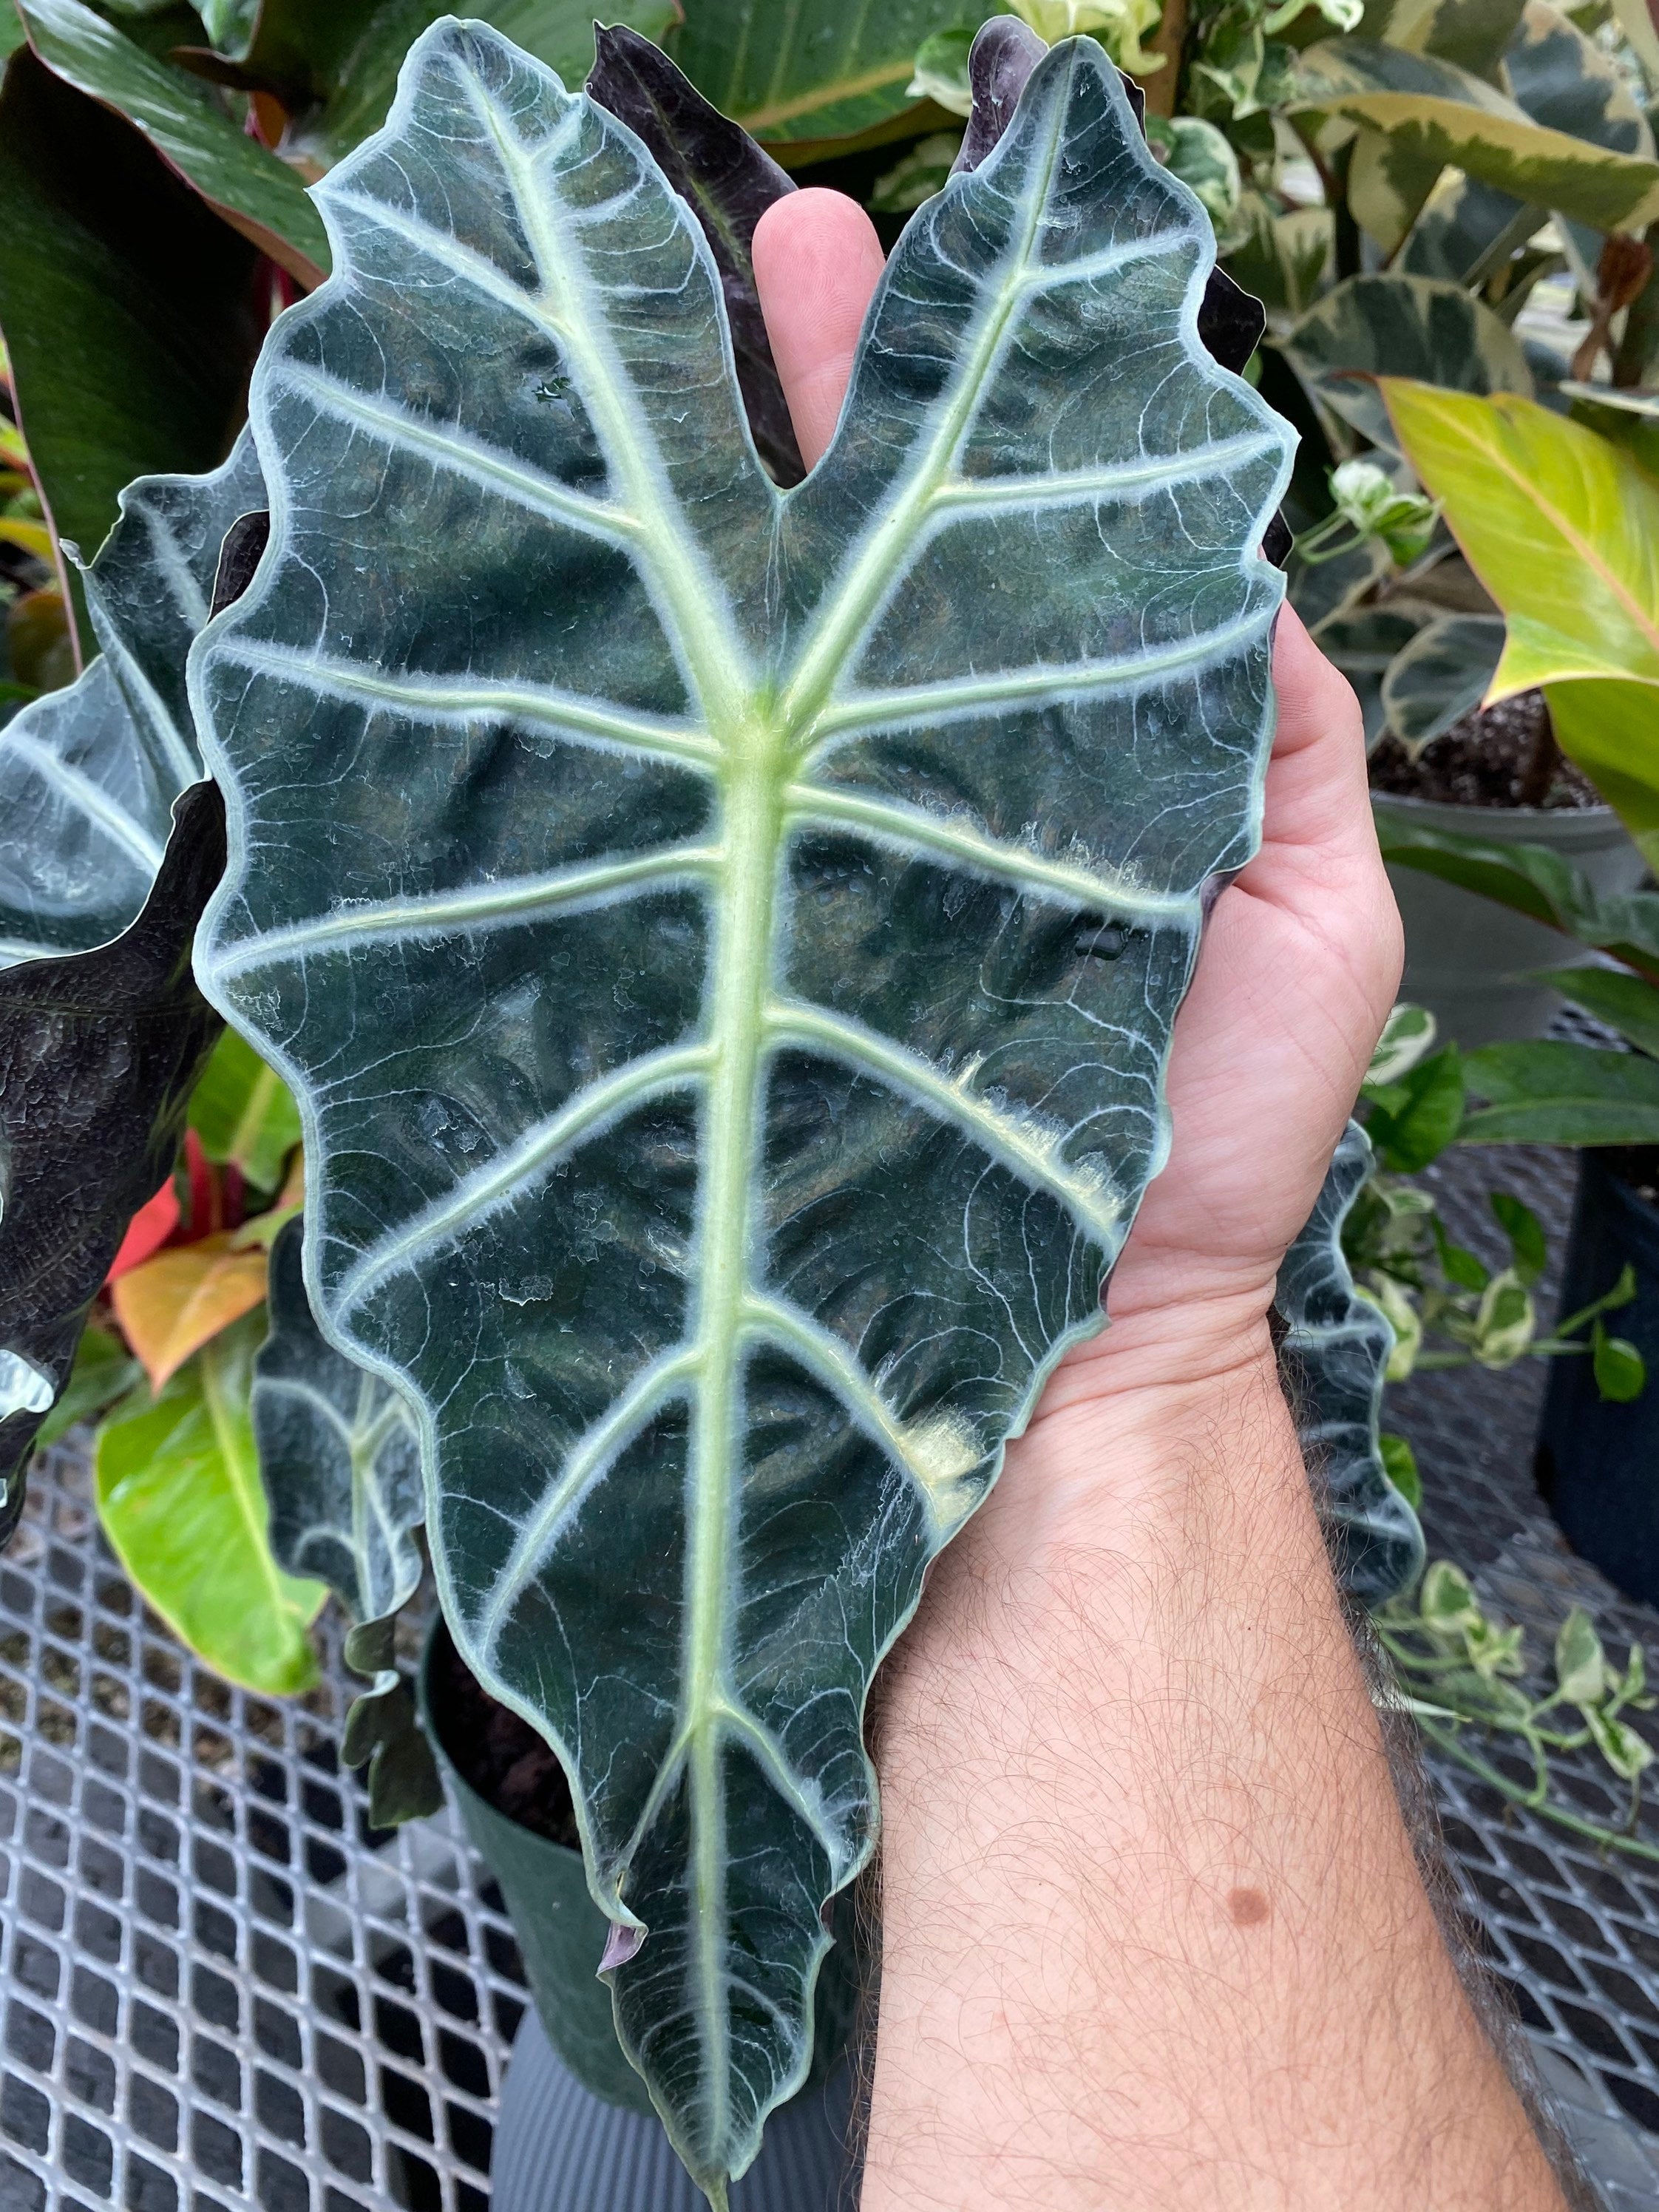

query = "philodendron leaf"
[191, 25, 1291, 2193]
[586, 26, 803, 489]
[1280, 274, 1533, 452]
[1290, 38, 1659, 233]
[1380, 612, 1504, 754]
[1382, 382, 1659, 861]
[0, 432, 264, 965]
[255, 1217, 438, 1824]
[1275, 1122, 1425, 1607]
[96, 1309, 328, 1694]
[16, 0, 330, 287]
[0, 784, 224, 1530]
[0, 50, 263, 657]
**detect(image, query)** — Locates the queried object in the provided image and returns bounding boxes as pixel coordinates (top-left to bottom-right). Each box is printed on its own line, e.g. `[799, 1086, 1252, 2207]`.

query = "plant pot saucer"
[492, 1992, 856, 2211]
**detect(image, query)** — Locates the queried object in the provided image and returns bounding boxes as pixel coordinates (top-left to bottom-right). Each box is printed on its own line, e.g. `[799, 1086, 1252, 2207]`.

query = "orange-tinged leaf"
[111, 1232, 267, 1388]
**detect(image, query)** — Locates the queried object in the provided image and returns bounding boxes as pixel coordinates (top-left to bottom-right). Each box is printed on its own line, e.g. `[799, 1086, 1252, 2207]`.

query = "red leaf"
[105, 1178, 180, 1283]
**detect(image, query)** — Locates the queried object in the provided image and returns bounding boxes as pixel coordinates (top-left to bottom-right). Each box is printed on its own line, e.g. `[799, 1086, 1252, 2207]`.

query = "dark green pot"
[418, 1623, 864, 2118]
[418, 1622, 657, 2113]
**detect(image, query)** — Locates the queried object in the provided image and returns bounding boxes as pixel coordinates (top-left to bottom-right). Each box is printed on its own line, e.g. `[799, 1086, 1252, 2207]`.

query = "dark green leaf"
[1364, 1043, 1465, 1170]
[670, 0, 997, 148]
[0, 784, 224, 1534]
[1275, 1123, 1425, 1604]
[191, 27, 1293, 2189]
[255, 1217, 424, 1628]
[203, 0, 682, 167]
[586, 25, 802, 488]
[0, 50, 262, 653]
[1280, 273, 1533, 452]
[0, 432, 263, 963]
[1490, 1190, 1547, 1285]
[256, 1219, 438, 1822]
[1434, 1215, 1490, 1289]
[1463, 1038, 1659, 1143]
[1357, 0, 1527, 81]
[1380, 613, 1505, 754]
[1541, 963, 1659, 1058]
[1592, 1319, 1647, 1401]
[18, 0, 329, 285]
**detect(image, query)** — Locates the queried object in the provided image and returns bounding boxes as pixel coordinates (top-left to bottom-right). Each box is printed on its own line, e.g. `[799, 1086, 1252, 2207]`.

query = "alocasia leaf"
[95, 1308, 328, 1694]
[0, 432, 264, 965]
[0, 783, 225, 1530]
[255, 1216, 439, 1823]
[0, 50, 263, 658]
[586, 26, 803, 489]
[16, 0, 330, 287]
[190, 24, 1292, 2194]
[951, 11, 1046, 172]
[1276, 1122, 1424, 1607]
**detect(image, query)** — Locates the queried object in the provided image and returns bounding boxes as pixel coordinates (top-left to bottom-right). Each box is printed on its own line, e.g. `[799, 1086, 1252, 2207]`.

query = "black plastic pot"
[1536, 1151, 1659, 1605]
[418, 1623, 859, 2203]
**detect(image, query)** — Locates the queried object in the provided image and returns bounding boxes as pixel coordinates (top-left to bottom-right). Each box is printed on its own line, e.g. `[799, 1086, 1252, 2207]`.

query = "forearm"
[863, 1337, 1567, 2211]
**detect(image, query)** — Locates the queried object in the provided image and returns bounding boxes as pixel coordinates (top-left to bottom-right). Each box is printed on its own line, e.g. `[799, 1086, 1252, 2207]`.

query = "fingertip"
[753, 189, 886, 469]
[1270, 600, 1364, 759]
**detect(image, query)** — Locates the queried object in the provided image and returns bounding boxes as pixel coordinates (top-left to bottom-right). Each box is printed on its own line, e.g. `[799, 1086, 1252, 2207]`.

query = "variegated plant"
[189, 21, 1294, 2192]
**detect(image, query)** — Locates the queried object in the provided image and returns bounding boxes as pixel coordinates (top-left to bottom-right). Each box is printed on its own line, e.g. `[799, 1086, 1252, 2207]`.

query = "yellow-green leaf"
[95, 1314, 325, 1694]
[0, 514, 52, 561]
[1382, 381, 1659, 858]
[109, 1231, 268, 1388]
[1292, 36, 1659, 230]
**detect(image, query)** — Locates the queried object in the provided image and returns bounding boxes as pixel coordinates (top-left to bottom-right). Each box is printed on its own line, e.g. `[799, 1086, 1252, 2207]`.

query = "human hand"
[753, 189, 1404, 1424]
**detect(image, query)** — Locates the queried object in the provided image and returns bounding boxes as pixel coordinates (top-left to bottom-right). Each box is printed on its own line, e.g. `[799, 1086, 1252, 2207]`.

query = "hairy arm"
[753, 190, 1574, 2211]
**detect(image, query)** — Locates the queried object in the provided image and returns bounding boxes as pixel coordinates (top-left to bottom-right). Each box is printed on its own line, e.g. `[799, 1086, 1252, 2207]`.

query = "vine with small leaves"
[1377, 1562, 1659, 1862]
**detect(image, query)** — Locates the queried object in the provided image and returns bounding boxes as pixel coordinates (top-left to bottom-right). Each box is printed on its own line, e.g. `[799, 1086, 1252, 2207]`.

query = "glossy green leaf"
[0, 432, 263, 966]
[31, 1321, 142, 1450]
[1146, 114, 1242, 234]
[1592, 1318, 1648, 1402]
[1363, 1043, 1465, 1169]
[1282, 274, 1533, 451]
[0, 50, 262, 655]
[1347, 123, 1445, 254]
[1463, 1037, 1659, 1142]
[1490, 1189, 1547, 1285]
[96, 1311, 326, 1692]
[1540, 963, 1659, 1056]
[1291, 35, 1659, 231]
[670, 0, 996, 146]
[255, 1217, 439, 1822]
[191, 25, 1292, 2191]
[188, 1026, 302, 1190]
[1399, 170, 1539, 285]
[1380, 611, 1505, 753]
[1383, 381, 1659, 861]
[1275, 1123, 1425, 1604]
[18, 0, 330, 285]
[1379, 1430, 1422, 1509]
